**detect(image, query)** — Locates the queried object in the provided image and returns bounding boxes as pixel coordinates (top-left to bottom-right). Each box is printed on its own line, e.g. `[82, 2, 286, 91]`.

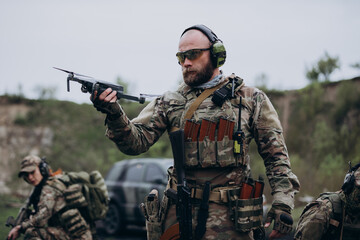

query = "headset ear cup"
[211, 41, 226, 68]
[342, 172, 355, 194]
[181, 25, 226, 68]
[39, 160, 50, 178]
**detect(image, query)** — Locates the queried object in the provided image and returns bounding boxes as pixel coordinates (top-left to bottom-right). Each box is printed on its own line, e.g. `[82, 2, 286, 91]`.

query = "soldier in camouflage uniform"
[7, 155, 92, 240]
[91, 24, 300, 239]
[294, 163, 360, 240]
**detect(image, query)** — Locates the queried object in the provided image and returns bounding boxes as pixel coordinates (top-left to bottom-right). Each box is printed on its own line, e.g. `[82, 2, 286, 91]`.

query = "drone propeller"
[140, 93, 161, 98]
[53, 67, 93, 78]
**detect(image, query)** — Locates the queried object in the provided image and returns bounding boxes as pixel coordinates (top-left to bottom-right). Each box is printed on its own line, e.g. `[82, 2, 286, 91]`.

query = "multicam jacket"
[294, 191, 360, 240]
[21, 178, 67, 230]
[20, 177, 92, 240]
[105, 74, 300, 209]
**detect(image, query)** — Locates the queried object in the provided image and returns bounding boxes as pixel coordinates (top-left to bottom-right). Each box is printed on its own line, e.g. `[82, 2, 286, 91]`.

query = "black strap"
[195, 181, 211, 239]
[321, 193, 343, 240]
[30, 177, 47, 212]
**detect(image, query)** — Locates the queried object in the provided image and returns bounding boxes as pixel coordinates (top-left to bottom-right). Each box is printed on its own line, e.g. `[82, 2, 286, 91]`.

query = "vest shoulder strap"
[319, 192, 344, 239]
[169, 80, 226, 133]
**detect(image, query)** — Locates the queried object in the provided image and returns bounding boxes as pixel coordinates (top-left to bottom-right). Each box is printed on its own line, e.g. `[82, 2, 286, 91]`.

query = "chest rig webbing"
[176, 74, 245, 169]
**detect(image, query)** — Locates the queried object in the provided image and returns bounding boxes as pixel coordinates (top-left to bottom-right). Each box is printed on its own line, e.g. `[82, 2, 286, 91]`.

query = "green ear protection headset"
[181, 24, 226, 68]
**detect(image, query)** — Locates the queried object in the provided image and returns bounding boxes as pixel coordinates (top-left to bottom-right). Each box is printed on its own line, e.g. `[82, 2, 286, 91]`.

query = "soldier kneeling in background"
[294, 163, 360, 240]
[7, 155, 93, 240]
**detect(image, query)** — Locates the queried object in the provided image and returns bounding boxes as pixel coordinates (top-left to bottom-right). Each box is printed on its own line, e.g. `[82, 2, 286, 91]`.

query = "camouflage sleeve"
[252, 90, 300, 209]
[105, 96, 169, 155]
[21, 185, 66, 230]
[294, 200, 331, 240]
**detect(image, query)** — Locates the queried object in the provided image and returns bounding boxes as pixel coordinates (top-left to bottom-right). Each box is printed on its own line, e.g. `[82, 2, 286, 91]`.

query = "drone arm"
[116, 92, 145, 104]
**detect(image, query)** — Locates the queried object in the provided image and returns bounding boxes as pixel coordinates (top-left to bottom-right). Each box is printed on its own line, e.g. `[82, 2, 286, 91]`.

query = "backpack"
[55, 170, 109, 222]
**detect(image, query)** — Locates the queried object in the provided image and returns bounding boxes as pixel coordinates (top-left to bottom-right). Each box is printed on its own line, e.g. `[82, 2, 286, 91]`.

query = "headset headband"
[351, 163, 360, 172]
[181, 24, 221, 43]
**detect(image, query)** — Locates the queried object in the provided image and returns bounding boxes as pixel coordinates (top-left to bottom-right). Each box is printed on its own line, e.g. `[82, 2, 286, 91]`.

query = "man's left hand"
[264, 204, 293, 240]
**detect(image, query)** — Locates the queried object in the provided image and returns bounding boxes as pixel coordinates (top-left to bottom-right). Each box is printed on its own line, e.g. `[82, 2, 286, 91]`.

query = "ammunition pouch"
[140, 190, 169, 240]
[63, 184, 87, 208]
[184, 122, 246, 168]
[60, 208, 88, 238]
[227, 189, 263, 232]
[198, 136, 216, 167]
[216, 136, 238, 167]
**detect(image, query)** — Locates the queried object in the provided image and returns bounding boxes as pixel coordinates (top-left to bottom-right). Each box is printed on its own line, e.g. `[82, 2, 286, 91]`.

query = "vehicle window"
[124, 163, 144, 182]
[106, 164, 123, 181]
[145, 164, 164, 182]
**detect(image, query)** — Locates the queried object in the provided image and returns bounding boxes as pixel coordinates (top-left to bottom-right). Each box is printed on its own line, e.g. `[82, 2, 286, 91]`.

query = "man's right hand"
[7, 225, 21, 240]
[90, 87, 122, 118]
[91, 87, 118, 103]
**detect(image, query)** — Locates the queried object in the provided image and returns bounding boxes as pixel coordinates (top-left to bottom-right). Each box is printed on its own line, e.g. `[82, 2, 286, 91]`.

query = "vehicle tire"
[103, 202, 125, 235]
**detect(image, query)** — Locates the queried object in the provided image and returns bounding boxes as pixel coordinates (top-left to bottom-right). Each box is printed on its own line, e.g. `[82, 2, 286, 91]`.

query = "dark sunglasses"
[22, 170, 35, 178]
[176, 48, 211, 64]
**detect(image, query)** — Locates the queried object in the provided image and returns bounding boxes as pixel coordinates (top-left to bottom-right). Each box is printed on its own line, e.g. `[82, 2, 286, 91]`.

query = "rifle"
[162, 130, 192, 240]
[6, 189, 34, 229]
[54, 67, 146, 103]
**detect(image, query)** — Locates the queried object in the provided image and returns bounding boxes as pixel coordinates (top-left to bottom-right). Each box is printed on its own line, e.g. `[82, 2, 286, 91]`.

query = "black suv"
[102, 158, 173, 235]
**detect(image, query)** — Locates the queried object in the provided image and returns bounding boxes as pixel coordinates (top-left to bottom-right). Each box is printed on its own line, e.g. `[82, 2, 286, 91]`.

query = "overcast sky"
[1, 0, 359, 104]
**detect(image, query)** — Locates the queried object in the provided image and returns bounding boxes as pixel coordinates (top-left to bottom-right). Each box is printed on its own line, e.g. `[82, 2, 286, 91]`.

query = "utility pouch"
[60, 209, 88, 238]
[227, 189, 263, 232]
[216, 136, 236, 167]
[184, 120, 200, 167]
[198, 119, 217, 167]
[140, 190, 169, 240]
[63, 184, 87, 208]
[184, 141, 199, 167]
[216, 118, 237, 167]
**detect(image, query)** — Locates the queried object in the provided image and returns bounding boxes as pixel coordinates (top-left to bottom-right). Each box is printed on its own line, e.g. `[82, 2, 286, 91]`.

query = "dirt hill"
[1, 77, 360, 197]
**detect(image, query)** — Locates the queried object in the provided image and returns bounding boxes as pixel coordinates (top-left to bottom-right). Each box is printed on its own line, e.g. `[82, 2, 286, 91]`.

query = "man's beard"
[346, 186, 360, 213]
[183, 60, 215, 87]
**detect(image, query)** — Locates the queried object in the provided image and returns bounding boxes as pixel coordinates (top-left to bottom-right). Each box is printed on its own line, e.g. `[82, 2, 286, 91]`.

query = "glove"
[90, 84, 122, 120]
[265, 204, 293, 234]
[141, 189, 160, 222]
[92, 98, 122, 118]
[140, 189, 163, 240]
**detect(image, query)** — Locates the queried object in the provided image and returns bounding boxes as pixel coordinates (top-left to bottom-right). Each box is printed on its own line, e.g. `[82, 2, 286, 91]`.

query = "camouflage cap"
[18, 155, 42, 177]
